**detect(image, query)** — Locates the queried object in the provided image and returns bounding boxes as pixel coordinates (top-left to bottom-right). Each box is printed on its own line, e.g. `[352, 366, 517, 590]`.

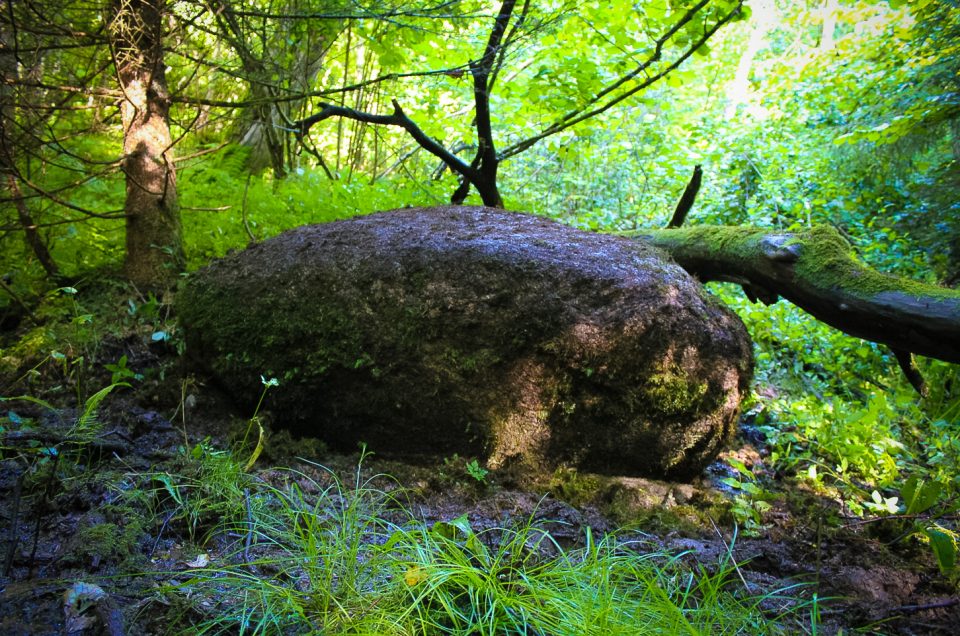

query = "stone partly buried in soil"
[177, 206, 753, 479]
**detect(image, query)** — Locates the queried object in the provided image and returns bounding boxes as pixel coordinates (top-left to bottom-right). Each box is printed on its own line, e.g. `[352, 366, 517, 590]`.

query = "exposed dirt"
[1, 332, 958, 635]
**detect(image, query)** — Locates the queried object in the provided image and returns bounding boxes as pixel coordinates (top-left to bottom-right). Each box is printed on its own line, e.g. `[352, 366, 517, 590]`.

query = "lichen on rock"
[176, 206, 753, 479]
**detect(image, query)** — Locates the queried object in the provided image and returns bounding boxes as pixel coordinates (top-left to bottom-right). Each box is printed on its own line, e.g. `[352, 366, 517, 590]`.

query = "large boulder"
[177, 206, 753, 478]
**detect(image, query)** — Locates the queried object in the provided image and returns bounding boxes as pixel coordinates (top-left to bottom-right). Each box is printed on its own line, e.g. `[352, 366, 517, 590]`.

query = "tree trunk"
[109, 0, 184, 289]
[0, 21, 60, 279]
[627, 225, 960, 364]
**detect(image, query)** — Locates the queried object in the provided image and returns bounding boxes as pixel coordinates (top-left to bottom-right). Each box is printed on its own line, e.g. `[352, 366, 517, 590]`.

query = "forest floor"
[1, 318, 958, 634]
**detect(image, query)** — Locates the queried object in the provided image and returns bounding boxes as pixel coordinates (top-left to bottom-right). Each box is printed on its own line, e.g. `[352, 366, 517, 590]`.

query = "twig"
[149, 510, 177, 560]
[295, 99, 478, 185]
[101, 428, 134, 443]
[297, 135, 335, 179]
[1, 430, 128, 454]
[173, 141, 231, 163]
[180, 205, 231, 212]
[844, 512, 960, 527]
[709, 518, 749, 590]
[499, 1, 744, 160]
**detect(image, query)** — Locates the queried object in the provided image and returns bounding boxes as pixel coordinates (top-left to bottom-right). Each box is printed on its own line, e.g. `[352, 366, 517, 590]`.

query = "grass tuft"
[167, 456, 816, 635]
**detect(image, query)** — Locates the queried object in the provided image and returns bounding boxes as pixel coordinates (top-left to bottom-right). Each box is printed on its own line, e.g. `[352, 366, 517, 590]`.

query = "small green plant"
[720, 457, 776, 537]
[141, 375, 275, 544]
[125, 292, 161, 325]
[104, 354, 142, 385]
[1, 381, 125, 449]
[465, 458, 489, 483]
[147, 439, 250, 542]
[438, 454, 491, 490]
[237, 375, 278, 472]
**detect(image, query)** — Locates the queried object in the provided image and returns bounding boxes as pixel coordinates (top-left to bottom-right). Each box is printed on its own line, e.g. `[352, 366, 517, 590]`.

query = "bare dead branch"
[668, 164, 702, 228]
[295, 100, 479, 184]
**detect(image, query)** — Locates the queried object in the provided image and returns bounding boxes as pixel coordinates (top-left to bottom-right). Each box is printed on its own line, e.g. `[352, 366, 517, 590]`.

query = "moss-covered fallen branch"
[623, 226, 960, 365]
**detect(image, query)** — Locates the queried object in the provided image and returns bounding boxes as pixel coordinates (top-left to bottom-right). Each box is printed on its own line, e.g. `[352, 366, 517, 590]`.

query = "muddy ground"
[1, 333, 958, 635]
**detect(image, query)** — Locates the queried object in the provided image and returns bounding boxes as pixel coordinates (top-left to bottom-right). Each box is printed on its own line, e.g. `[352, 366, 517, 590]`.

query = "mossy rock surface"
[177, 206, 753, 479]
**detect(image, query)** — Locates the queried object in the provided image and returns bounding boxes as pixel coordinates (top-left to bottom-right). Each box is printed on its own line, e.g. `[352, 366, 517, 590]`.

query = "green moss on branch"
[623, 225, 960, 364]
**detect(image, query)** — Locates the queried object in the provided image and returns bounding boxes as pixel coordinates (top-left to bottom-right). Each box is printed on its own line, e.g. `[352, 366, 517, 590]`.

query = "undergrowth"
[713, 284, 960, 575]
[167, 456, 815, 635]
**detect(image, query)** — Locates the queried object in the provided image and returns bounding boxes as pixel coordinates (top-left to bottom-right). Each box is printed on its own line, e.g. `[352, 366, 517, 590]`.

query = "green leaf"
[902, 477, 942, 515]
[432, 514, 474, 540]
[75, 383, 127, 436]
[727, 457, 750, 475]
[720, 477, 742, 489]
[924, 527, 957, 574]
[243, 417, 265, 472]
[917, 482, 943, 514]
[0, 394, 57, 412]
[153, 473, 183, 506]
[900, 476, 919, 512]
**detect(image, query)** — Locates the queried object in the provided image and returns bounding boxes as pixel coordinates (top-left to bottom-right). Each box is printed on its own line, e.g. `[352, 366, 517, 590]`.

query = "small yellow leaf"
[243, 419, 265, 472]
[404, 565, 427, 586]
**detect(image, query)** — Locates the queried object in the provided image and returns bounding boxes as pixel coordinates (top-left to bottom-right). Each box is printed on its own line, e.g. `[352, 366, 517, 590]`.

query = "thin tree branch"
[500, 1, 743, 160]
[181, 0, 484, 21]
[892, 348, 928, 397]
[17, 170, 126, 218]
[295, 99, 479, 184]
[471, 0, 516, 166]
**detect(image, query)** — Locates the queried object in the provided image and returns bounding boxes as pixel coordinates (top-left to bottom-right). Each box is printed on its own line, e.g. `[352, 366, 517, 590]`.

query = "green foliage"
[237, 375, 279, 472]
[104, 354, 142, 385]
[179, 154, 453, 268]
[895, 475, 960, 577]
[438, 454, 491, 489]
[465, 459, 489, 483]
[770, 392, 906, 491]
[392, 516, 786, 635]
[1, 381, 125, 452]
[720, 457, 776, 537]
[146, 439, 251, 543]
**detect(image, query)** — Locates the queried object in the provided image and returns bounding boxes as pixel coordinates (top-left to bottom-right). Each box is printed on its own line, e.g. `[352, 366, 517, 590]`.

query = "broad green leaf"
[924, 527, 957, 574]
